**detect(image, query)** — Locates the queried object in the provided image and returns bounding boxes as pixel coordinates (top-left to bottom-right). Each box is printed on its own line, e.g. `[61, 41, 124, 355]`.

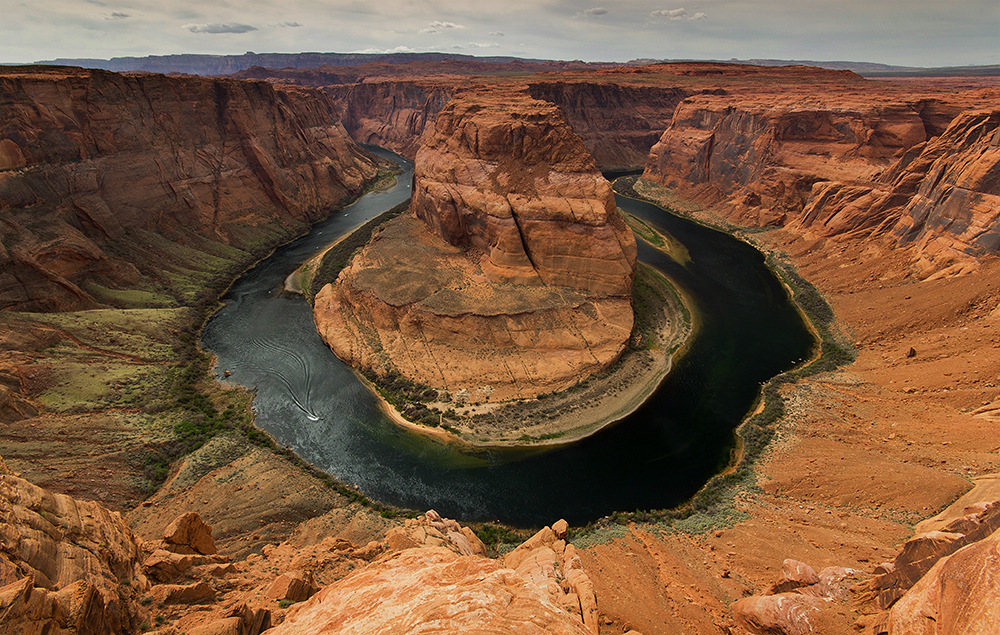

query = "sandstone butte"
[5, 60, 1000, 635]
[313, 89, 638, 403]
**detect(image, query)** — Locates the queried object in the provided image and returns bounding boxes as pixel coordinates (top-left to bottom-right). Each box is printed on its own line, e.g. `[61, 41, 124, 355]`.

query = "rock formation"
[731, 558, 858, 635]
[857, 501, 1000, 634]
[269, 519, 598, 635]
[803, 109, 1000, 276]
[0, 66, 379, 311]
[874, 527, 1000, 635]
[314, 90, 637, 402]
[2, 454, 603, 634]
[641, 79, 1000, 276]
[0, 458, 148, 633]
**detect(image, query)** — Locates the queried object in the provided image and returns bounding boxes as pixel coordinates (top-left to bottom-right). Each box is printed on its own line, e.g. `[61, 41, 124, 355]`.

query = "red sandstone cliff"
[314, 90, 637, 402]
[327, 79, 453, 160]
[0, 66, 379, 312]
[639, 81, 1000, 276]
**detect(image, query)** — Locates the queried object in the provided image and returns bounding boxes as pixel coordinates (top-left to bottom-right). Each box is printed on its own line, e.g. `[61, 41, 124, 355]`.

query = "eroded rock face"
[858, 501, 1000, 617]
[412, 90, 636, 296]
[0, 66, 379, 311]
[315, 90, 636, 401]
[875, 527, 1000, 635]
[642, 88, 1000, 277]
[268, 546, 593, 635]
[0, 462, 147, 633]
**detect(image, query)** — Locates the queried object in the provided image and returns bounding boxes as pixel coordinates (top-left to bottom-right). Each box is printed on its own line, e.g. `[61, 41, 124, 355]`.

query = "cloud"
[185, 23, 258, 34]
[489, 31, 505, 37]
[689, 11, 707, 20]
[419, 20, 465, 34]
[358, 45, 416, 54]
[107, 12, 129, 20]
[581, 7, 608, 17]
[466, 42, 500, 49]
[277, 21, 302, 28]
[651, 8, 686, 20]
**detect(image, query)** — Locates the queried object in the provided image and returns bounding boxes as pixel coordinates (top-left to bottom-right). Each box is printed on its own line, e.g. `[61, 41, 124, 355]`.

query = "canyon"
[2, 59, 1000, 635]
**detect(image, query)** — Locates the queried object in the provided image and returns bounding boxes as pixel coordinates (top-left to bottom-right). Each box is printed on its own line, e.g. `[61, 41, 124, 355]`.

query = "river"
[201, 148, 814, 527]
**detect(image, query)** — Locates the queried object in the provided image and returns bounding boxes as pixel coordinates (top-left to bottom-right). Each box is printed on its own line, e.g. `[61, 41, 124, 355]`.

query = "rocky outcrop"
[731, 559, 858, 635]
[781, 110, 1000, 277]
[0, 66, 379, 311]
[641, 84, 1000, 276]
[503, 519, 599, 633]
[314, 90, 636, 402]
[873, 527, 1000, 635]
[268, 546, 593, 635]
[643, 97, 935, 226]
[410, 90, 636, 296]
[857, 501, 1000, 618]
[0, 459, 148, 633]
[384, 509, 488, 557]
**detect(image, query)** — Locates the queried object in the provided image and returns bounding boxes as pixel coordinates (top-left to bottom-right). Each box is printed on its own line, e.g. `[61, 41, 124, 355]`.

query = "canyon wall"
[328, 80, 453, 160]
[641, 86, 1000, 275]
[314, 90, 637, 402]
[0, 66, 379, 312]
[526, 81, 690, 170]
[327, 77, 690, 170]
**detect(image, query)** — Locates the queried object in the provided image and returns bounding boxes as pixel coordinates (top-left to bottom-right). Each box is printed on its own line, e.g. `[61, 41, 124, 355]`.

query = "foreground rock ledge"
[314, 89, 638, 403]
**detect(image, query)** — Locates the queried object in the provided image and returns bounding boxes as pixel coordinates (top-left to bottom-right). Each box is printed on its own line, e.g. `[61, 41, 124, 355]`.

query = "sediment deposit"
[314, 90, 637, 402]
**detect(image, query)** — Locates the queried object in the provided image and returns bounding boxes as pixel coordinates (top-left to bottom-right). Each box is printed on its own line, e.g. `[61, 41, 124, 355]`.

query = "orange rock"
[266, 570, 319, 603]
[164, 512, 218, 555]
[878, 527, 1000, 635]
[0, 468, 148, 632]
[268, 547, 592, 635]
[731, 593, 823, 635]
[150, 581, 216, 605]
[0, 66, 379, 311]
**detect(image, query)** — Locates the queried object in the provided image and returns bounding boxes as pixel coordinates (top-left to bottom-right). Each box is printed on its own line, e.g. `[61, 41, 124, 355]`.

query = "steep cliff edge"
[0, 66, 379, 312]
[326, 76, 692, 170]
[314, 90, 637, 404]
[641, 86, 1000, 276]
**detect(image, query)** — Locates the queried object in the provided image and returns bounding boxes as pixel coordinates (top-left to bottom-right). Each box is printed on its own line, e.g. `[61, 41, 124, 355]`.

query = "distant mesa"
[313, 89, 638, 403]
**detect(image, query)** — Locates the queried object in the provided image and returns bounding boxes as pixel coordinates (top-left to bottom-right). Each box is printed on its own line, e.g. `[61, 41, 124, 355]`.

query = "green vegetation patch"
[82, 282, 178, 309]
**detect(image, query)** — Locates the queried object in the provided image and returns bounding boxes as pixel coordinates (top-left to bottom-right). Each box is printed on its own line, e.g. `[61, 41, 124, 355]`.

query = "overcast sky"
[3, 0, 997, 67]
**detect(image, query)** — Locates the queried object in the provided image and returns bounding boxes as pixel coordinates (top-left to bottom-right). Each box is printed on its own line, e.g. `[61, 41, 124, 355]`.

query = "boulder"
[266, 570, 319, 603]
[163, 512, 218, 555]
[732, 593, 823, 635]
[150, 581, 216, 605]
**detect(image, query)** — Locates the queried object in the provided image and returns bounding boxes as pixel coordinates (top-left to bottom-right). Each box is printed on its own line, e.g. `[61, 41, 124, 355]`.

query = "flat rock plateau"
[3, 60, 1000, 634]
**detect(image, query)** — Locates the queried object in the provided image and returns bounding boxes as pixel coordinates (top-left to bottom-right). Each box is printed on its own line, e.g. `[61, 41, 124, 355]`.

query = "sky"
[2, 0, 997, 67]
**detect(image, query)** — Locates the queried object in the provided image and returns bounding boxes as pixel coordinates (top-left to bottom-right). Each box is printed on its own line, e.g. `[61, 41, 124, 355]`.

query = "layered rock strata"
[315, 91, 637, 402]
[0, 66, 379, 311]
[642, 90, 1000, 276]
[0, 458, 148, 633]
